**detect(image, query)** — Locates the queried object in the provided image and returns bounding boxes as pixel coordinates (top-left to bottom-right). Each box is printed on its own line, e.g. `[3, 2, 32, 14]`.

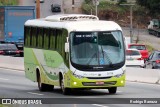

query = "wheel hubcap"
[38, 78, 41, 88]
[61, 80, 64, 92]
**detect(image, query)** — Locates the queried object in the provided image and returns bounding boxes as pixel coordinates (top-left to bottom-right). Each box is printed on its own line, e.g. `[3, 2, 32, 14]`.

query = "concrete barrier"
[0, 56, 160, 84]
[0, 56, 24, 71]
[126, 67, 160, 84]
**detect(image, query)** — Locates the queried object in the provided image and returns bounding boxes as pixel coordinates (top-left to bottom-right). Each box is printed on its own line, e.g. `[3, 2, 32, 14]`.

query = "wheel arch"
[36, 67, 40, 82]
[59, 72, 63, 86]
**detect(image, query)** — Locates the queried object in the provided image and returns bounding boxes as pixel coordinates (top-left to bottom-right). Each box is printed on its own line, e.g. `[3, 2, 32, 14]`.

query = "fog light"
[121, 80, 124, 84]
[73, 82, 77, 85]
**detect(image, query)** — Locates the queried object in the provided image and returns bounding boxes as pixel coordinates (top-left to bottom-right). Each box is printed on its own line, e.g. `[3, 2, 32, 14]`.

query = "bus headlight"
[72, 73, 84, 79]
[114, 73, 123, 78]
[114, 70, 125, 78]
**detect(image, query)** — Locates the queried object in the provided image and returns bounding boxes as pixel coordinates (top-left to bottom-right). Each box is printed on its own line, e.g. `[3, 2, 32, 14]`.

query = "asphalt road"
[122, 27, 160, 50]
[0, 68, 160, 107]
[20, 0, 63, 18]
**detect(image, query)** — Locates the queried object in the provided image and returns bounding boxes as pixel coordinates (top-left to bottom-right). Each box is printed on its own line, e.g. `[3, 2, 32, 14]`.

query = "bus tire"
[47, 85, 54, 91]
[108, 87, 117, 94]
[60, 76, 71, 95]
[37, 72, 54, 91]
[37, 74, 47, 91]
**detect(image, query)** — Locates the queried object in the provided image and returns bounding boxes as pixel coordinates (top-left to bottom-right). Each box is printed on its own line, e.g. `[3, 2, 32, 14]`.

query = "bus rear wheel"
[108, 87, 117, 94]
[60, 79, 71, 95]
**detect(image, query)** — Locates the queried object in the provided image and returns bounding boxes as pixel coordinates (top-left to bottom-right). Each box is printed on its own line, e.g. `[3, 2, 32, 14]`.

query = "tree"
[118, 0, 127, 4]
[136, 0, 160, 15]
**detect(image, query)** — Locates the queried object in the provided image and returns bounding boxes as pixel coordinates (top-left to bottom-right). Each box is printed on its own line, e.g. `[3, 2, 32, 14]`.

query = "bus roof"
[25, 14, 122, 32]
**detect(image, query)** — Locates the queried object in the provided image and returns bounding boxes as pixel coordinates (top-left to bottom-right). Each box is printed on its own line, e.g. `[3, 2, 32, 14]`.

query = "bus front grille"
[82, 81, 117, 86]
[86, 76, 112, 79]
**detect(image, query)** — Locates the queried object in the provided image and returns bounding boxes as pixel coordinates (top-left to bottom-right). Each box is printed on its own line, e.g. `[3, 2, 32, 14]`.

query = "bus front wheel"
[60, 79, 71, 95]
[108, 87, 117, 94]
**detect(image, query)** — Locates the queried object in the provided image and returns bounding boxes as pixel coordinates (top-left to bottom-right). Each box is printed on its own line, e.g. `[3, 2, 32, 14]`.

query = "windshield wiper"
[86, 52, 98, 65]
[100, 45, 113, 67]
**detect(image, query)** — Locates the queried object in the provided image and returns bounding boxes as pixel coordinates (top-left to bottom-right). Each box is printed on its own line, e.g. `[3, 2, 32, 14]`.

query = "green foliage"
[0, 0, 18, 6]
[118, 0, 127, 4]
[82, 0, 127, 16]
[136, 0, 160, 16]
[138, 41, 155, 53]
[133, 5, 149, 24]
[81, 2, 94, 15]
[146, 44, 155, 53]
[84, 0, 92, 4]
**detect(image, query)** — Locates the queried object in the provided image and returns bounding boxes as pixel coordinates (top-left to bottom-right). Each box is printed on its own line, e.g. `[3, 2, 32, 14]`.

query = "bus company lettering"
[83, 72, 113, 77]
[44, 54, 55, 63]
[9, 12, 32, 16]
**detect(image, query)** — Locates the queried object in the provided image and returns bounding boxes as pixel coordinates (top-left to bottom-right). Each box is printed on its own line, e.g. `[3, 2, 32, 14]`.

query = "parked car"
[0, 50, 4, 55]
[126, 49, 145, 67]
[128, 44, 149, 59]
[0, 45, 5, 55]
[51, 4, 61, 12]
[144, 51, 160, 69]
[35, 0, 44, 3]
[0, 44, 21, 56]
[15, 42, 24, 57]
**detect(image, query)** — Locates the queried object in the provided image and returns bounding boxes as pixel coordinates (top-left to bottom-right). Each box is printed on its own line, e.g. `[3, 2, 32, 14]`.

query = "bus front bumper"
[64, 72, 125, 88]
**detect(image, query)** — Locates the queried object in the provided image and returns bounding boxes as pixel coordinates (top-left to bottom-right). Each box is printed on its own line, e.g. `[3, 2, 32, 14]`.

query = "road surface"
[0, 68, 160, 107]
[19, 0, 63, 18]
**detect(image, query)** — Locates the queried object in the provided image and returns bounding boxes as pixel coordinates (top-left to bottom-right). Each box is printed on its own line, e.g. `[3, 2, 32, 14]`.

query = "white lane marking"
[0, 77, 9, 81]
[27, 92, 44, 96]
[13, 70, 24, 73]
[74, 104, 77, 107]
[117, 91, 122, 93]
[92, 104, 109, 107]
[0, 68, 24, 73]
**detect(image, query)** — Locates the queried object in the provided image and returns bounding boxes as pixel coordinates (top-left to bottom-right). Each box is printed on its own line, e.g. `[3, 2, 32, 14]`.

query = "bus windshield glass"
[70, 31, 125, 69]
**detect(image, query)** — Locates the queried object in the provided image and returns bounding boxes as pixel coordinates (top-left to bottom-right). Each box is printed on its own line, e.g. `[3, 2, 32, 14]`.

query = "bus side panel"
[25, 48, 68, 86]
[33, 49, 64, 86]
[24, 47, 37, 82]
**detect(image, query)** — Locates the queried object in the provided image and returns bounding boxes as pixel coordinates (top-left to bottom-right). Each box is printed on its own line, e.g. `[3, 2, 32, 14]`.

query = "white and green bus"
[24, 14, 126, 95]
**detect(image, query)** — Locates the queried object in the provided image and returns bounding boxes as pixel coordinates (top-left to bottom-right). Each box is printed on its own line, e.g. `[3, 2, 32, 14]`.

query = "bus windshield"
[70, 31, 125, 70]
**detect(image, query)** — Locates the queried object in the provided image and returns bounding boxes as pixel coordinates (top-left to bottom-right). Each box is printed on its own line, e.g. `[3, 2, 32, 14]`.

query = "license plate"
[127, 58, 133, 60]
[96, 81, 104, 85]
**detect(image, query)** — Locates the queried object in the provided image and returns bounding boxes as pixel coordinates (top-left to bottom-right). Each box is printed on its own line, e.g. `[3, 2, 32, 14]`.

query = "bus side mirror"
[65, 42, 69, 52]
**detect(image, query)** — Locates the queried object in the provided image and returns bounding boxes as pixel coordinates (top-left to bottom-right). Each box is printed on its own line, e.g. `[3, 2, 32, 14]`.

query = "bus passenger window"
[43, 28, 50, 49]
[31, 27, 37, 47]
[25, 26, 31, 46]
[37, 28, 43, 48]
[50, 29, 56, 49]
[56, 29, 62, 52]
